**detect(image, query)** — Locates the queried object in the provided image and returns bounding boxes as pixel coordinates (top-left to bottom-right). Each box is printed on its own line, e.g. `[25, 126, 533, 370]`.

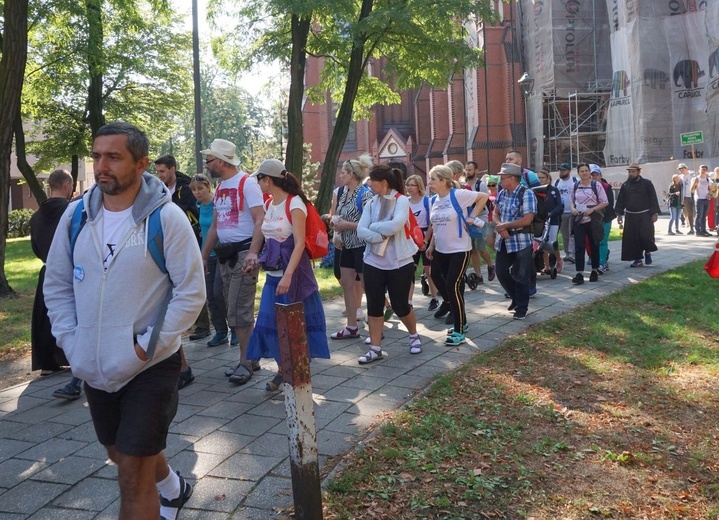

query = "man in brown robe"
[615, 163, 661, 267]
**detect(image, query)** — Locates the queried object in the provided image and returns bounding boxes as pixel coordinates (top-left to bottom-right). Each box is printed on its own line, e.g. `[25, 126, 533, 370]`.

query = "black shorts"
[339, 246, 365, 274]
[412, 249, 431, 268]
[84, 351, 181, 457]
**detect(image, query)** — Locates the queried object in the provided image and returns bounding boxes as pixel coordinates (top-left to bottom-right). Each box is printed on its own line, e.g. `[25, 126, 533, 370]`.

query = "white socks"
[157, 467, 181, 520]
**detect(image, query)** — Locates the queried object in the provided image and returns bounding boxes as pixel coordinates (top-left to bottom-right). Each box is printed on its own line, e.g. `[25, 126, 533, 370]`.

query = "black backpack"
[516, 185, 549, 236]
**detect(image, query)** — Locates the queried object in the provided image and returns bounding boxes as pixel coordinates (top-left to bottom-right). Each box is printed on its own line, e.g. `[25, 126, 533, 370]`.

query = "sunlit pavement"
[0, 217, 713, 519]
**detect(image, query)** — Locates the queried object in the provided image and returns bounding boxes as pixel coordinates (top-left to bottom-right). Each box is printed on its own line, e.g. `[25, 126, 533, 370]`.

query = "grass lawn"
[323, 260, 719, 519]
[0, 237, 343, 360]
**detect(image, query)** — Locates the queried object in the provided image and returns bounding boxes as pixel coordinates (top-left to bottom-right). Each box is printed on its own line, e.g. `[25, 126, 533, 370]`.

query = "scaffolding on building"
[542, 80, 612, 170]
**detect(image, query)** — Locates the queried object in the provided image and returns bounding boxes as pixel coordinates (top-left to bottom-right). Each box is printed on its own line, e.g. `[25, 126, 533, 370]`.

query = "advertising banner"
[665, 11, 709, 161]
[603, 23, 635, 166]
[523, 0, 555, 93]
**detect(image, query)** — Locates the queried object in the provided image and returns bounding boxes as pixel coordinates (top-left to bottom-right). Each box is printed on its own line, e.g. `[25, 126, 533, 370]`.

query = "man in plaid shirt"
[493, 163, 537, 320]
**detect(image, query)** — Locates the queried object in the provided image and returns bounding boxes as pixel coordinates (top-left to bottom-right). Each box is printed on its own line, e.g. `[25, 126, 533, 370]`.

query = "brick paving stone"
[46, 406, 92, 427]
[168, 451, 227, 479]
[0, 480, 68, 514]
[178, 390, 229, 408]
[0, 459, 47, 488]
[51, 477, 118, 511]
[209, 452, 285, 481]
[7, 422, 73, 445]
[0, 421, 27, 439]
[31, 456, 107, 485]
[241, 476, 293, 510]
[26, 508, 96, 520]
[165, 433, 201, 459]
[0, 396, 54, 416]
[195, 400, 253, 420]
[224, 388, 274, 406]
[170, 415, 229, 438]
[172, 403, 205, 423]
[187, 476, 253, 512]
[193, 430, 254, 457]
[220, 414, 281, 437]
[0, 440, 36, 464]
[55, 423, 97, 444]
[230, 506, 278, 520]
[174, 509, 229, 520]
[238, 433, 288, 457]
[306, 373, 348, 391]
[15, 439, 86, 464]
[71, 442, 108, 461]
[316, 429, 357, 457]
[324, 412, 378, 435]
[315, 385, 372, 404]
[244, 398, 286, 420]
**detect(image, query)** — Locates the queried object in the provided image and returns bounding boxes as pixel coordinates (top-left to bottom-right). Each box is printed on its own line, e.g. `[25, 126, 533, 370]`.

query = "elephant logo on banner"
[709, 49, 719, 78]
[673, 60, 705, 89]
[642, 69, 669, 90]
[612, 70, 630, 97]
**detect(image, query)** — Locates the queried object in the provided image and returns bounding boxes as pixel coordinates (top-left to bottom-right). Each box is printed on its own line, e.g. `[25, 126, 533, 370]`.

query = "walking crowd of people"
[26, 122, 718, 519]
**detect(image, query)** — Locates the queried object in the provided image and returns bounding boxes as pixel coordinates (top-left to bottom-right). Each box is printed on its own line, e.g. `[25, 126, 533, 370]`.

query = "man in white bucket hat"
[200, 139, 265, 385]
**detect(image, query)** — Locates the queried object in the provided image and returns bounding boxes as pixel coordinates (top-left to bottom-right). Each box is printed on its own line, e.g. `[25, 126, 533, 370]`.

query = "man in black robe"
[615, 163, 661, 267]
[30, 169, 73, 374]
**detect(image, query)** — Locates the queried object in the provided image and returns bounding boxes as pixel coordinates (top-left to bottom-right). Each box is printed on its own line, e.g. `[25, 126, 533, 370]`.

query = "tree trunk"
[13, 109, 47, 203]
[0, 0, 29, 298]
[286, 14, 311, 182]
[86, 0, 105, 137]
[315, 0, 374, 214]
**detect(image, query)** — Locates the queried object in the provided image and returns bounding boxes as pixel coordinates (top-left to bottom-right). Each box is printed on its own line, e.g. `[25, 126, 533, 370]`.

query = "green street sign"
[681, 131, 704, 146]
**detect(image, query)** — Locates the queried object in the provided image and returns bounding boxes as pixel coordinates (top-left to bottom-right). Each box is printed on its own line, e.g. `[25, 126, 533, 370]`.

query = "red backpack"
[394, 193, 425, 247]
[266, 195, 329, 259]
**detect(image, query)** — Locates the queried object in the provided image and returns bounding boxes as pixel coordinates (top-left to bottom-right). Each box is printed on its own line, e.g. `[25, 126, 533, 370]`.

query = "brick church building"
[302, 1, 530, 183]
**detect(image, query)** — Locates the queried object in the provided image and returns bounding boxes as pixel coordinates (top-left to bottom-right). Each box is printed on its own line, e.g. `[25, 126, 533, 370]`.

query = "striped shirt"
[337, 185, 373, 249]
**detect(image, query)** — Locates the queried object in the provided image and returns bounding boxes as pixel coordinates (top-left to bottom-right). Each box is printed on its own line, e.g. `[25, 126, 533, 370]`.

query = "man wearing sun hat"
[615, 162, 660, 267]
[493, 163, 537, 320]
[200, 139, 265, 385]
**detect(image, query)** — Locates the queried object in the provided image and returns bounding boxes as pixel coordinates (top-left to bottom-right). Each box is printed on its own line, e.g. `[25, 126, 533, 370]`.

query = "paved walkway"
[0, 222, 714, 519]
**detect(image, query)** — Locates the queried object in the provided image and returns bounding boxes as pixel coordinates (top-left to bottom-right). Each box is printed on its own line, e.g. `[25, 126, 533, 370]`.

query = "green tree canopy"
[22, 0, 192, 173]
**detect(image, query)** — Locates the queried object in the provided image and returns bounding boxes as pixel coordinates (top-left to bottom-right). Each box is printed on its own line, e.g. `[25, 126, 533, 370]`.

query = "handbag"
[704, 242, 719, 278]
[449, 189, 483, 239]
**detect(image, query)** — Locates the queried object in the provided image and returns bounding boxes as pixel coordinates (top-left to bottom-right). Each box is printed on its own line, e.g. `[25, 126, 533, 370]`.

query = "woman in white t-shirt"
[356, 164, 421, 363]
[405, 174, 438, 310]
[426, 165, 488, 346]
[242, 159, 330, 391]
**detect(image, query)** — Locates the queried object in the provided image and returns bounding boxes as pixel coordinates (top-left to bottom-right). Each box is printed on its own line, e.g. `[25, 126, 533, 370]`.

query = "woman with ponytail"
[243, 159, 329, 391]
[356, 164, 422, 363]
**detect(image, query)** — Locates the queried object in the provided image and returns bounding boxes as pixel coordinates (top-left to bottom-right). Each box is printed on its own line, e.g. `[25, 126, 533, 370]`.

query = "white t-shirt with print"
[430, 189, 479, 254]
[555, 178, 577, 214]
[409, 196, 430, 229]
[214, 172, 264, 243]
[261, 196, 307, 242]
[101, 206, 134, 269]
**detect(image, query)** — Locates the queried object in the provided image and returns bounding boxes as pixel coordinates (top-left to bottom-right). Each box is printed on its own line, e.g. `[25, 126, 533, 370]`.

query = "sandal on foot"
[228, 363, 253, 385]
[358, 347, 383, 364]
[445, 332, 466, 346]
[409, 335, 422, 355]
[160, 472, 193, 520]
[446, 324, 469, 335]
[331, 326, 360, 340]
[265, 373, 284, 392]
[364, 333, 385, 345]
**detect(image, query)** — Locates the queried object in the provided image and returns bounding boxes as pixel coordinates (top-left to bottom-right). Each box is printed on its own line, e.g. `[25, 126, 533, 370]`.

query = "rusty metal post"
[275, 302, 323, 520]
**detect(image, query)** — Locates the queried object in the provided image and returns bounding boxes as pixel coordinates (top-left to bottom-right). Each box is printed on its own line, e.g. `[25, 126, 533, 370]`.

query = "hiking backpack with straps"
[69, 199, 166, 274]
[265, 195, 329, 259]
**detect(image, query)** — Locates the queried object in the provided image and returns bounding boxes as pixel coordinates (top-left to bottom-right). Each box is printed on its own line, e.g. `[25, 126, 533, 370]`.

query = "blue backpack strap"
[448, 189, 465, 238]
[356, 185, 370, 214]
[146, 206, 167, 274]
[423, 195, 430, 218]
[69, 199, 87, 256]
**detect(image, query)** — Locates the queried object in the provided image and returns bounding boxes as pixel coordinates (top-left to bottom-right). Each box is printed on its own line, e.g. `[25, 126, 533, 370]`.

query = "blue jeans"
[495, 242, 532, 313]
[695, 199, 710, 234]
[668, 206, 681, 232]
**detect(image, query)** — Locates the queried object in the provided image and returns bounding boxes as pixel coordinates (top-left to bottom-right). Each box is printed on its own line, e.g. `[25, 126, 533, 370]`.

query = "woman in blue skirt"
[239, 159, 330, 391]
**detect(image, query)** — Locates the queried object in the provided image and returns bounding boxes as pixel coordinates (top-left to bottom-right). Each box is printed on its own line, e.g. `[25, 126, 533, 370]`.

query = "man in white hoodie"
[44, 122, 205, 520]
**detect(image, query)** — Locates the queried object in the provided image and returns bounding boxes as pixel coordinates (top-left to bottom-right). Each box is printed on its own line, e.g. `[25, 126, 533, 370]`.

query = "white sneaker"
[356, 309, 366, 321]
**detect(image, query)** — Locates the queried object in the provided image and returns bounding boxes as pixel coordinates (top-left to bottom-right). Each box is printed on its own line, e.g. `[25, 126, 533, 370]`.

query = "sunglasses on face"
[204, 158, 216, 165]
[487, 184, 497, 187]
